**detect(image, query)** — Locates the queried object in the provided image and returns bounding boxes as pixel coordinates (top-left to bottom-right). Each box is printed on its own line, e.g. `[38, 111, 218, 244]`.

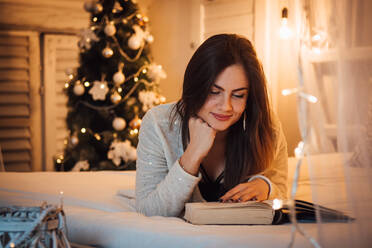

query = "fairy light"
[299, 92, 318, 103]
[63, 139, 68, 145]
[59, 191, 64, 208]
[312, 34, 321, 41]
[93, 17, 98, 22]
[81, 128, 87, 133]
[272, 199, 283, 210]
[130, 128, 139, 135]
[282, 88, 298, 96]
[136, 14, 142, 19]
[282, 88, 318, 103]
[113, 133, 118, 138]
[56, 154, 64, 164]
[100, 83, 106, 89]
[294, 141, 305, 158]
[94, 133, 101, 140]
[64, 83, 70, 88]
[159, 96, 166, 104]
[118, 87, 123, 93]
[142, 68, 147, 74]
[84, 81, 90, 87]
[279, 7, 292, 39]
[134, 77, 139, 82]
[143, 16, 149, 22]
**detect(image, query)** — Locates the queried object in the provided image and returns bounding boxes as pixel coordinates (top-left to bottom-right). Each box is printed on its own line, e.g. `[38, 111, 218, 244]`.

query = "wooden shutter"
[201, 0, 254, 41]
[0, 31, 42, 171]
[43, 35, 79, 171]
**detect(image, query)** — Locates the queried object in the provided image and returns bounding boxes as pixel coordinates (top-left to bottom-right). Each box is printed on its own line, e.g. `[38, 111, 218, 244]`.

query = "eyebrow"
[212, 84, 249, 92]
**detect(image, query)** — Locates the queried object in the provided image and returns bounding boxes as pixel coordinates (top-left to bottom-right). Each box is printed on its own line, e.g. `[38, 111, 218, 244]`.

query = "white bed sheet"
[0, 155, 351, 247]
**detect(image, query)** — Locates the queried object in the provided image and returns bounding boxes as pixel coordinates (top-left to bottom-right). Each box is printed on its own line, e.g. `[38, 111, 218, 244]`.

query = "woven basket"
[0, 202, 70, 248]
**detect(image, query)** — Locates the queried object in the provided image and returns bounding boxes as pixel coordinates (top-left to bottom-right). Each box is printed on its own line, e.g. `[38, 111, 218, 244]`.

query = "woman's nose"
[220, 95, 233, 111]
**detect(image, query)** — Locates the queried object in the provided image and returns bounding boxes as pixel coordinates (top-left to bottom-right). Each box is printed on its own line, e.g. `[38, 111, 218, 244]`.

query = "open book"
[184, 199, 353, 225]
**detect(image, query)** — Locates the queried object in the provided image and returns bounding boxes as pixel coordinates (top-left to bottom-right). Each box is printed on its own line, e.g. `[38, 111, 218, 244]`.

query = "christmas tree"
[55, 0, 166, 171]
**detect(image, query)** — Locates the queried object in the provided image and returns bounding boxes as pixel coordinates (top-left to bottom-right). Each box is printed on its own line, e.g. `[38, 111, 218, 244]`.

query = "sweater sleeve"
[135, 110, 201, 217]
[262, 120, 289, 200]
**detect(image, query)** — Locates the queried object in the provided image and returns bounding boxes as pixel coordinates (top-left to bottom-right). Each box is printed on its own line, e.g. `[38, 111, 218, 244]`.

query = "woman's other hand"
[179, 117, 216, 176]
[219, 178, 269, 202]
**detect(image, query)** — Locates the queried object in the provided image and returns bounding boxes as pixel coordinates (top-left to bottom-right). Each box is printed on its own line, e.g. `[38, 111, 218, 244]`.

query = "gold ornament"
[110, 91, 122, 104]
[112, 2, 123, 13]
[93, 2, 103, 14]
[102, 46, 114, 58]
[129, 116, 142, 129]
[104, 22, 116, 36]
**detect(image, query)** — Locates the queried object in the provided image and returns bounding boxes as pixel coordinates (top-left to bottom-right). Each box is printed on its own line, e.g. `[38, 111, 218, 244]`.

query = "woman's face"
[197, 64, 249, 132]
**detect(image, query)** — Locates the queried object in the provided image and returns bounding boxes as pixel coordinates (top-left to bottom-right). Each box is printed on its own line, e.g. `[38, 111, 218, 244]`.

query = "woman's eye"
[233, 94, 245, 98]
[210, 91, 220, 95]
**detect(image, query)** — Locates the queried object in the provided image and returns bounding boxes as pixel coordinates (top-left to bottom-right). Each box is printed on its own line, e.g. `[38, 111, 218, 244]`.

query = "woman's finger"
[240, 190, 259, 202]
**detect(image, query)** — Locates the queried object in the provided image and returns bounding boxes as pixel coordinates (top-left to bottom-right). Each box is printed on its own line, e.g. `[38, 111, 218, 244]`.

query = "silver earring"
[243, 111, 246, 131]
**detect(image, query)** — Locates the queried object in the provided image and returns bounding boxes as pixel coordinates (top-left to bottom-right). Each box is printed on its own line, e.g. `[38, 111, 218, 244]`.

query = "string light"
[279, 7, 292, 39]
[84, 81, 90, 87]
[94, 133, 101, 140]
[134, 77, 139, 82]
[281, 88, 318, 103]
[130, 128, 139, 135]
[64, 83, 70, 88]
[81, 128, 87, 133]
[118, 87, 123, 93]
[142, 68, 147, 74]
[294, 141, 305, 158]
[272, 199, 283, 210]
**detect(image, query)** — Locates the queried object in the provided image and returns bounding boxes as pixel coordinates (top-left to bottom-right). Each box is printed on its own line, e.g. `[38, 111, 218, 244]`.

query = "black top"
[198, 164, 227, 202]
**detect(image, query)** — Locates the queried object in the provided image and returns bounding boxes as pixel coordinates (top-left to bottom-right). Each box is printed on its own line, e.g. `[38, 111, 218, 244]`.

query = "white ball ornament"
[113, 71, 125, 85]
[113, 117, 126, 131]
[128, 35, 141, 50]
[73, 83, 85, 96]
[104, 23, 116, 36]
[102, 47, 114, 58]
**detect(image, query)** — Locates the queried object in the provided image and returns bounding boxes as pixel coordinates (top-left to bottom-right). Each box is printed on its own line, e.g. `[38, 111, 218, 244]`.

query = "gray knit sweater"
[135, 103, 288, 217]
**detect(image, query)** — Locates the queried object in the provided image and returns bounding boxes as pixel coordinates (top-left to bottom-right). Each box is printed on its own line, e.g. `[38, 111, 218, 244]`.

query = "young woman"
[135, 34, 288, 217]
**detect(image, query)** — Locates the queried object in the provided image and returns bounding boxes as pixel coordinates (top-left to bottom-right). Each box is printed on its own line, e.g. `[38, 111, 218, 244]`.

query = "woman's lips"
[212, 113, 232, 121]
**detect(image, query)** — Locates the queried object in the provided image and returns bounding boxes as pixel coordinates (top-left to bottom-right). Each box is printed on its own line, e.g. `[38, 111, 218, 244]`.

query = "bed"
[0, 153, 351, 248]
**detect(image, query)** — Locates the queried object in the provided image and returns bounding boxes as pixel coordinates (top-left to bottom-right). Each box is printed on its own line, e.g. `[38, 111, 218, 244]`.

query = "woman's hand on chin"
[187, 116, 216, 159]
[219, 178, 269, 203]
[179, 117, 216, 176]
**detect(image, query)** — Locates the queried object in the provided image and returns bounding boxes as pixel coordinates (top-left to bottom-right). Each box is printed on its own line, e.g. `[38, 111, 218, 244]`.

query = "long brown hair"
[171, 34, 275, 191]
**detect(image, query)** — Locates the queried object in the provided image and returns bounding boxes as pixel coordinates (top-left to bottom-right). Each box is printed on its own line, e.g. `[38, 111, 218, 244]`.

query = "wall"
[0, 0, 89, 32]
[255, 0, 301, 156]
[146, 0, 193, 103]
